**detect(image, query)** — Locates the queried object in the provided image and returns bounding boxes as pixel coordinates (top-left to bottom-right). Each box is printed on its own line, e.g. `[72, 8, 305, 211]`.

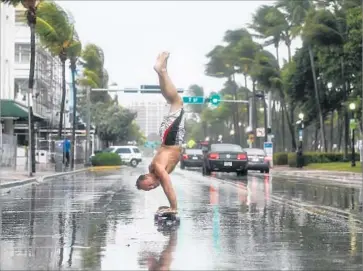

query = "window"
[15, 9, 26, 24]
[115, 148, 131, 154]
[211, 144, 242, 152]
[15, 44, 30, 63]
[132, 148, 140, 153]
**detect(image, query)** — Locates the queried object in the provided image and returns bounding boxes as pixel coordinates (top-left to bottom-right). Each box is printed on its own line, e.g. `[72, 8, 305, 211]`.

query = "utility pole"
[85, 87, 91, 165]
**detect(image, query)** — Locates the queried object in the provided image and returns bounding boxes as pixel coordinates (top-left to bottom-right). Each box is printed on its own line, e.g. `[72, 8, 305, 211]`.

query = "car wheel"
[260, 169, 264, 173]
[236, 171, 243, 177]
[180, 163, 185, 170]
[265, 168, 270, 173]
[130, 159, 138, 168]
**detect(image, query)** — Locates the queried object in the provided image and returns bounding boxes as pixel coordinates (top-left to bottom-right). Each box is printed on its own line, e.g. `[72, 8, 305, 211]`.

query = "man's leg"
[154, 52, 183, 112]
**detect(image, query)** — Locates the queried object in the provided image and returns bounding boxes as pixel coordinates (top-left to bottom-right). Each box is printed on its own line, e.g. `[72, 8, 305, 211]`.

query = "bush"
[276, 151, 361, 167]
[91, 152, 122, 166]
[273, 152, 288, 165]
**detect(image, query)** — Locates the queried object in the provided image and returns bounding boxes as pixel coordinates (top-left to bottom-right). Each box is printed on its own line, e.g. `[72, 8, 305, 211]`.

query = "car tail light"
[209, 153, 219, 159]
[237, 153, 247, 160]
[182, 154, 189, 160]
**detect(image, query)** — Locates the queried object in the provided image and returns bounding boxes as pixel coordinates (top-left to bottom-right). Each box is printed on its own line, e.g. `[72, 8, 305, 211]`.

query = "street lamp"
[349, 102, 356, 167]
[230, 130, 235, 136]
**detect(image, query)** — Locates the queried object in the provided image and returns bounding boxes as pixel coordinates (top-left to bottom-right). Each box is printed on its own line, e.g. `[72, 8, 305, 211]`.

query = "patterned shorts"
[159, 108, 186, 146]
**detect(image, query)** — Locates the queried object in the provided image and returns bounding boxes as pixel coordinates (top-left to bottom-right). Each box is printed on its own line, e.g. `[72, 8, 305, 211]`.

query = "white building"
[118, 87, 184, 139]
[0, 3, 71, 142]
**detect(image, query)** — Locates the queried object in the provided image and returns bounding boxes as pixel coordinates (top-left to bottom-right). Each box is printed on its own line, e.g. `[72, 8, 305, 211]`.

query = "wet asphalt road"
[1, 162, 362, 270]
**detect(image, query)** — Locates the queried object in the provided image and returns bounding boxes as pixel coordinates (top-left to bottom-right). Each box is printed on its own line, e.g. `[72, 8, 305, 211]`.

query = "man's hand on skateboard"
[157, 206, 177, 215]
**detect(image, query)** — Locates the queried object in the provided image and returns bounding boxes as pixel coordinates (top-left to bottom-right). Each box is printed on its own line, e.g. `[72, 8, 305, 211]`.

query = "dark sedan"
[180, 149, 204, 169]
[245, 148, 270, 173]
[202, 143, 248, 176]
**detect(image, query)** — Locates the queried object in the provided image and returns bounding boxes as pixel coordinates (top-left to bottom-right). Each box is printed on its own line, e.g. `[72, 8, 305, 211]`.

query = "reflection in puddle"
[144, 231, 177, 271]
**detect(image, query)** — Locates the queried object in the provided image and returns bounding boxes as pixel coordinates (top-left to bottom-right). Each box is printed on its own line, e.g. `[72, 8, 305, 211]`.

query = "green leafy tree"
[36, 1, 81, 138]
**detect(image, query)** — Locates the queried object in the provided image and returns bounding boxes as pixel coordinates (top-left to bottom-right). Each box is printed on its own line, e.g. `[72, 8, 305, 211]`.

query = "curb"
[0, 177, 37, 189]
[1, 165, 125, 190]
[1, 168, 90, 189]
[89, 166, 123, 172]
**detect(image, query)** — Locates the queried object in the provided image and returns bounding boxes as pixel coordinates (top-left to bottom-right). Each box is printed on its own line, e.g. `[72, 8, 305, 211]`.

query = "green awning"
[0, 99, 45, 121]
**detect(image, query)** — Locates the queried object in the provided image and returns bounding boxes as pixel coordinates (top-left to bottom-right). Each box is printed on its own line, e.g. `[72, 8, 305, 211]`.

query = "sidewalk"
[272, 166, 361, 176]
[271, 166, 362, 186]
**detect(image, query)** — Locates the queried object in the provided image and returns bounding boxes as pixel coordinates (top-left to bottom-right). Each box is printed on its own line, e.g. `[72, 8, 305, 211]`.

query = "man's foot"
[153, 52, 169, 74]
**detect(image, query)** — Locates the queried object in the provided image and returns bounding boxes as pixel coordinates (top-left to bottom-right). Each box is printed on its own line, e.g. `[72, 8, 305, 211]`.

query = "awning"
[0, 99, 45, 121]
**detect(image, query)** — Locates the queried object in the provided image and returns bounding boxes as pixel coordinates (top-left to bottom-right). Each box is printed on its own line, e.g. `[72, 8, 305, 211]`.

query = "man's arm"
[154, 163, 177, 210]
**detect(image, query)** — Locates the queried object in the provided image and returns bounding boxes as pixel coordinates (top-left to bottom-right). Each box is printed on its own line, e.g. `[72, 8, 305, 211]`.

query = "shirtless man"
[136, 52, 185, 214]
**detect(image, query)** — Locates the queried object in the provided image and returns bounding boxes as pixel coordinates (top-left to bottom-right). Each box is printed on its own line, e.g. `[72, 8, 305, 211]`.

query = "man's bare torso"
[151, 145, 181, 174]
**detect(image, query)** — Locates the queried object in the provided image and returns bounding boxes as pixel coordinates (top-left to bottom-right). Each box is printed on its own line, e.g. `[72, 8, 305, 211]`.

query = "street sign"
[256, 128, 265, 137]
[210, 94, 221, 106]
[264, 142, 273, 167]
[183, 96, 205, 104]
[298, 129, 303, 141]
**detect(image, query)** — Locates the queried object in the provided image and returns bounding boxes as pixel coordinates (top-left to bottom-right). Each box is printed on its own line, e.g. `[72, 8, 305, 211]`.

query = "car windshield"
[245, 148, 266, 156]
[211, 144, 242, 152]
[185, 149, 203, 155]
[132, 148, 140, 153]
[103, 147, 114, 153]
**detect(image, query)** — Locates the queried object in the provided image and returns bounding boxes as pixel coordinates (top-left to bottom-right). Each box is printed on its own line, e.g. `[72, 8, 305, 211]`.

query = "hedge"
[91, 152, 122, 166]
[273, 152, 360, 167]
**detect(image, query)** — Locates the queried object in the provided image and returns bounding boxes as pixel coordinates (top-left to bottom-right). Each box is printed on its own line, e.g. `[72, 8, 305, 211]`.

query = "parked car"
[180, 148, 204, 169]
[245, 148, 270, 173]
[202, 143, 248, 176]
[90, 145, 142, 167]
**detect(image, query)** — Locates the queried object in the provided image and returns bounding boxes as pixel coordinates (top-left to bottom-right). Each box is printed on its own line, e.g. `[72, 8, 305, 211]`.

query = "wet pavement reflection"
[1, 166, 362, 270]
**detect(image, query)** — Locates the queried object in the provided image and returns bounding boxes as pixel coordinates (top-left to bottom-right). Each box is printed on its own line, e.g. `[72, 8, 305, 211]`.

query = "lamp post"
[349, 102, 356, 167]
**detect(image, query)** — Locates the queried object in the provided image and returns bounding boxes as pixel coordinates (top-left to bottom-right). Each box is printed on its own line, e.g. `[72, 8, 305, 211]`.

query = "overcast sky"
[59, 1, 300, 94]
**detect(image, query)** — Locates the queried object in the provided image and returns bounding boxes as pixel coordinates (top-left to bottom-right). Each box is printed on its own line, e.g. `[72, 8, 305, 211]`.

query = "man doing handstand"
[136, 52, 185, 215]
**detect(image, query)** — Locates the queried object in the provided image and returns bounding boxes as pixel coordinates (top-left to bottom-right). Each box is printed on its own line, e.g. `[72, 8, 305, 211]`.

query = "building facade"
[118, 87, 184, 139]
[0, 3, 71, 139]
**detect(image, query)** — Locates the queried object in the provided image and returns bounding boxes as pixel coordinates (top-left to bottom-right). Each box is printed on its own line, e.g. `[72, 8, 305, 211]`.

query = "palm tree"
[250, 5, 297, 151]
[67, 36, 82, 169]
[35, 1, 78, 138]
[276, 0, 328, 152]
[1, 0, 43, 174]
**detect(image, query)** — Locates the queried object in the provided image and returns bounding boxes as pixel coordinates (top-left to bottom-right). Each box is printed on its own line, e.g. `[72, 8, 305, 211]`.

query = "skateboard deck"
[154, 206, 180, 227]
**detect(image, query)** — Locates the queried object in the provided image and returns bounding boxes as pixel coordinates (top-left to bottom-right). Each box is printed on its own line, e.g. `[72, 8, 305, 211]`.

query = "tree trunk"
[308, 45, 326, 152]
[341, 57, 349, 159]
[286, 41, 292, 63]
[252, 81, 258, 147]
[70, 60, 77, 169]
[314, 123, 319, 151]
[281, 104, 285, 151]
[338, 110, 343, 151]
[27, 8, 36, 174]
[58, 57, 67, 138]
[263, 90, 268, 143]
[329, 111, 334, 151]
[231, 75, 240, 145]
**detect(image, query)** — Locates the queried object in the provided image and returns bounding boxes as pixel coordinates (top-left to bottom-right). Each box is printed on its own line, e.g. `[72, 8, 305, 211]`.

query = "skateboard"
[154, 206, 180, 228]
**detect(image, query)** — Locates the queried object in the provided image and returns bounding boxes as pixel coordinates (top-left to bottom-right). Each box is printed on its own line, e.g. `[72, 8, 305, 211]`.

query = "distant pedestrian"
[63, 138, 71, 166]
